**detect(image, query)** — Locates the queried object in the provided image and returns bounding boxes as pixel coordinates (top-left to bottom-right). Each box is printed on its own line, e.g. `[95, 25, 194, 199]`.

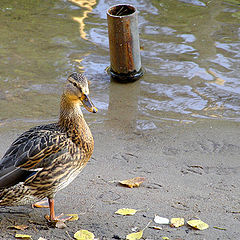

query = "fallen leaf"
[187, 219, 209, 230]
[154, 215, 169, 224]
[119, 177, 145, 188]
[115, 208, 137, 216]
[170, 218, 184, 228]
[230, 210, 240, 214]
[126, 230, 143, 240]
[149, 225, 162, 230]
[65, 214, 79, 221]
[15, 234, 32, 239]
[126, 221, 151, 240]
[213, 226, 226, 230]
[162, 237, 170, 240]
[8, 225, 28, 230]
[74, 230, 95, 240]
[33, 200, 49, 208]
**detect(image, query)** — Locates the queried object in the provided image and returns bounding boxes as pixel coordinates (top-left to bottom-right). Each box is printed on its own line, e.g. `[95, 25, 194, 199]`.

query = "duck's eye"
[72, 82, 78, 88]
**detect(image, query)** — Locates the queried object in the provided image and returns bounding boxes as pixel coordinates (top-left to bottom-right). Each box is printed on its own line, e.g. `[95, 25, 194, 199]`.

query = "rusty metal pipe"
[107, 4, 143, 82]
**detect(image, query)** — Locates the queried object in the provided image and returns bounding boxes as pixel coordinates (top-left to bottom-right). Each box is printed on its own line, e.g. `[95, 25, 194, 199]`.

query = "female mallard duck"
[0, 73, 97, 222]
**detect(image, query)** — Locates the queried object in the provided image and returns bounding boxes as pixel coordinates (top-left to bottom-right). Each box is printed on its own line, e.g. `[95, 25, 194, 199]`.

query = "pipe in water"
[107, 4, 143, 82]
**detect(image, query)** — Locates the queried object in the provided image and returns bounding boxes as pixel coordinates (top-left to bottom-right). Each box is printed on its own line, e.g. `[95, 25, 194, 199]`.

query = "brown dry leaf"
[119, 177, 145, 188]
[15, 234, 32, 239]
[8, 225, 29, 231]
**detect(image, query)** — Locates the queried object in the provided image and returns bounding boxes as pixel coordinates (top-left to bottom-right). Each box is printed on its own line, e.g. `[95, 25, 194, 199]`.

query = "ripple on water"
[0, 0, 240, 132]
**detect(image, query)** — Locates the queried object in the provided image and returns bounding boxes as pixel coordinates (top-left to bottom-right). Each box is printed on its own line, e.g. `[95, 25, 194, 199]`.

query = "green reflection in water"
[0, 0, 95, 121]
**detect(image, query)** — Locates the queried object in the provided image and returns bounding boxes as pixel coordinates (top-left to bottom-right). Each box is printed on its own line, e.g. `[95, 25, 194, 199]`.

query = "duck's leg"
[47, 197, 72, 222]
[48, 198, 56, 221]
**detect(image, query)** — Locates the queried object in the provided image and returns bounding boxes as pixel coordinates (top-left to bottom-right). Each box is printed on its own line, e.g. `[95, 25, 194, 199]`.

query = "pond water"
[0, 0, 239, 133]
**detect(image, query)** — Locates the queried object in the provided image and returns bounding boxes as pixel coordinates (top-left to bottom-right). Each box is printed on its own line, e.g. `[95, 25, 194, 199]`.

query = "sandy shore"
[0, 119, 239, 239]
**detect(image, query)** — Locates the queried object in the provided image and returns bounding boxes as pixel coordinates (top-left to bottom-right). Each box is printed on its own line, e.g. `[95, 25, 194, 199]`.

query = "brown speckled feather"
[0, 73, 97, 208]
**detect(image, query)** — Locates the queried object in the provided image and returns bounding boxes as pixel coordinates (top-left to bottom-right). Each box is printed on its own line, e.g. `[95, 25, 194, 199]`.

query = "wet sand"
[0, 119, 239, 239]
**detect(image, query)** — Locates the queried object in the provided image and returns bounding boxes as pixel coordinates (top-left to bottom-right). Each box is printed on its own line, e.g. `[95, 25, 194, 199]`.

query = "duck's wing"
[0, 124, 68, 188]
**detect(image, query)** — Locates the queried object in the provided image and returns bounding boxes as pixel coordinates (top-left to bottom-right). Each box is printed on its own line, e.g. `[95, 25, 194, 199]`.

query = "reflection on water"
[69, 0, 96, 40]
[0, 0, 239, 133]
[107, 80, 140, 131]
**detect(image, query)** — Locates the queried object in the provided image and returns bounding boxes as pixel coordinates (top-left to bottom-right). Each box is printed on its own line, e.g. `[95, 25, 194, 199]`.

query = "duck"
[0, 72, 97, 222]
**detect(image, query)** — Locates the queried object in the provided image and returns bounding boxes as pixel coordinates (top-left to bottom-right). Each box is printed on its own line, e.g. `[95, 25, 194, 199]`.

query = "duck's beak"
[80, 94, 98, 113]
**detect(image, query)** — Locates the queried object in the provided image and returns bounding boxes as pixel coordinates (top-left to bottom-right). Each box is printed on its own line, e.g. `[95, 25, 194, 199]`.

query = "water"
[0, 0, 239, 133]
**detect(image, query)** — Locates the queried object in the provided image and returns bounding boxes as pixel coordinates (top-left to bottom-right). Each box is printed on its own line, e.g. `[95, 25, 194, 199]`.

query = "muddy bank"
[0, 119, 239, 239]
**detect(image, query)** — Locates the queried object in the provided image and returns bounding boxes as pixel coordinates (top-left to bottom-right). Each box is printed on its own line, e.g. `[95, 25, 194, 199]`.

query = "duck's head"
[63, 72, 97, 113]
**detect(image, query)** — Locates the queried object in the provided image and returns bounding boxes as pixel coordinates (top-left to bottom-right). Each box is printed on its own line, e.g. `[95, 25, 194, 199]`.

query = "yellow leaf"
[162, 237, 170, 240]
[115, 208, 137, 216]
[126, 230, 143, 240]
[15, 234, 32, 239]
[65, 214, 79, 221]
[170, 218, 184, 228]
[120, 177, 145, 188]
[213, 226, 226, 230]
[74, 230, 95, 240]
[8, 225, 28, 230]
[187, 219, 209, 230]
